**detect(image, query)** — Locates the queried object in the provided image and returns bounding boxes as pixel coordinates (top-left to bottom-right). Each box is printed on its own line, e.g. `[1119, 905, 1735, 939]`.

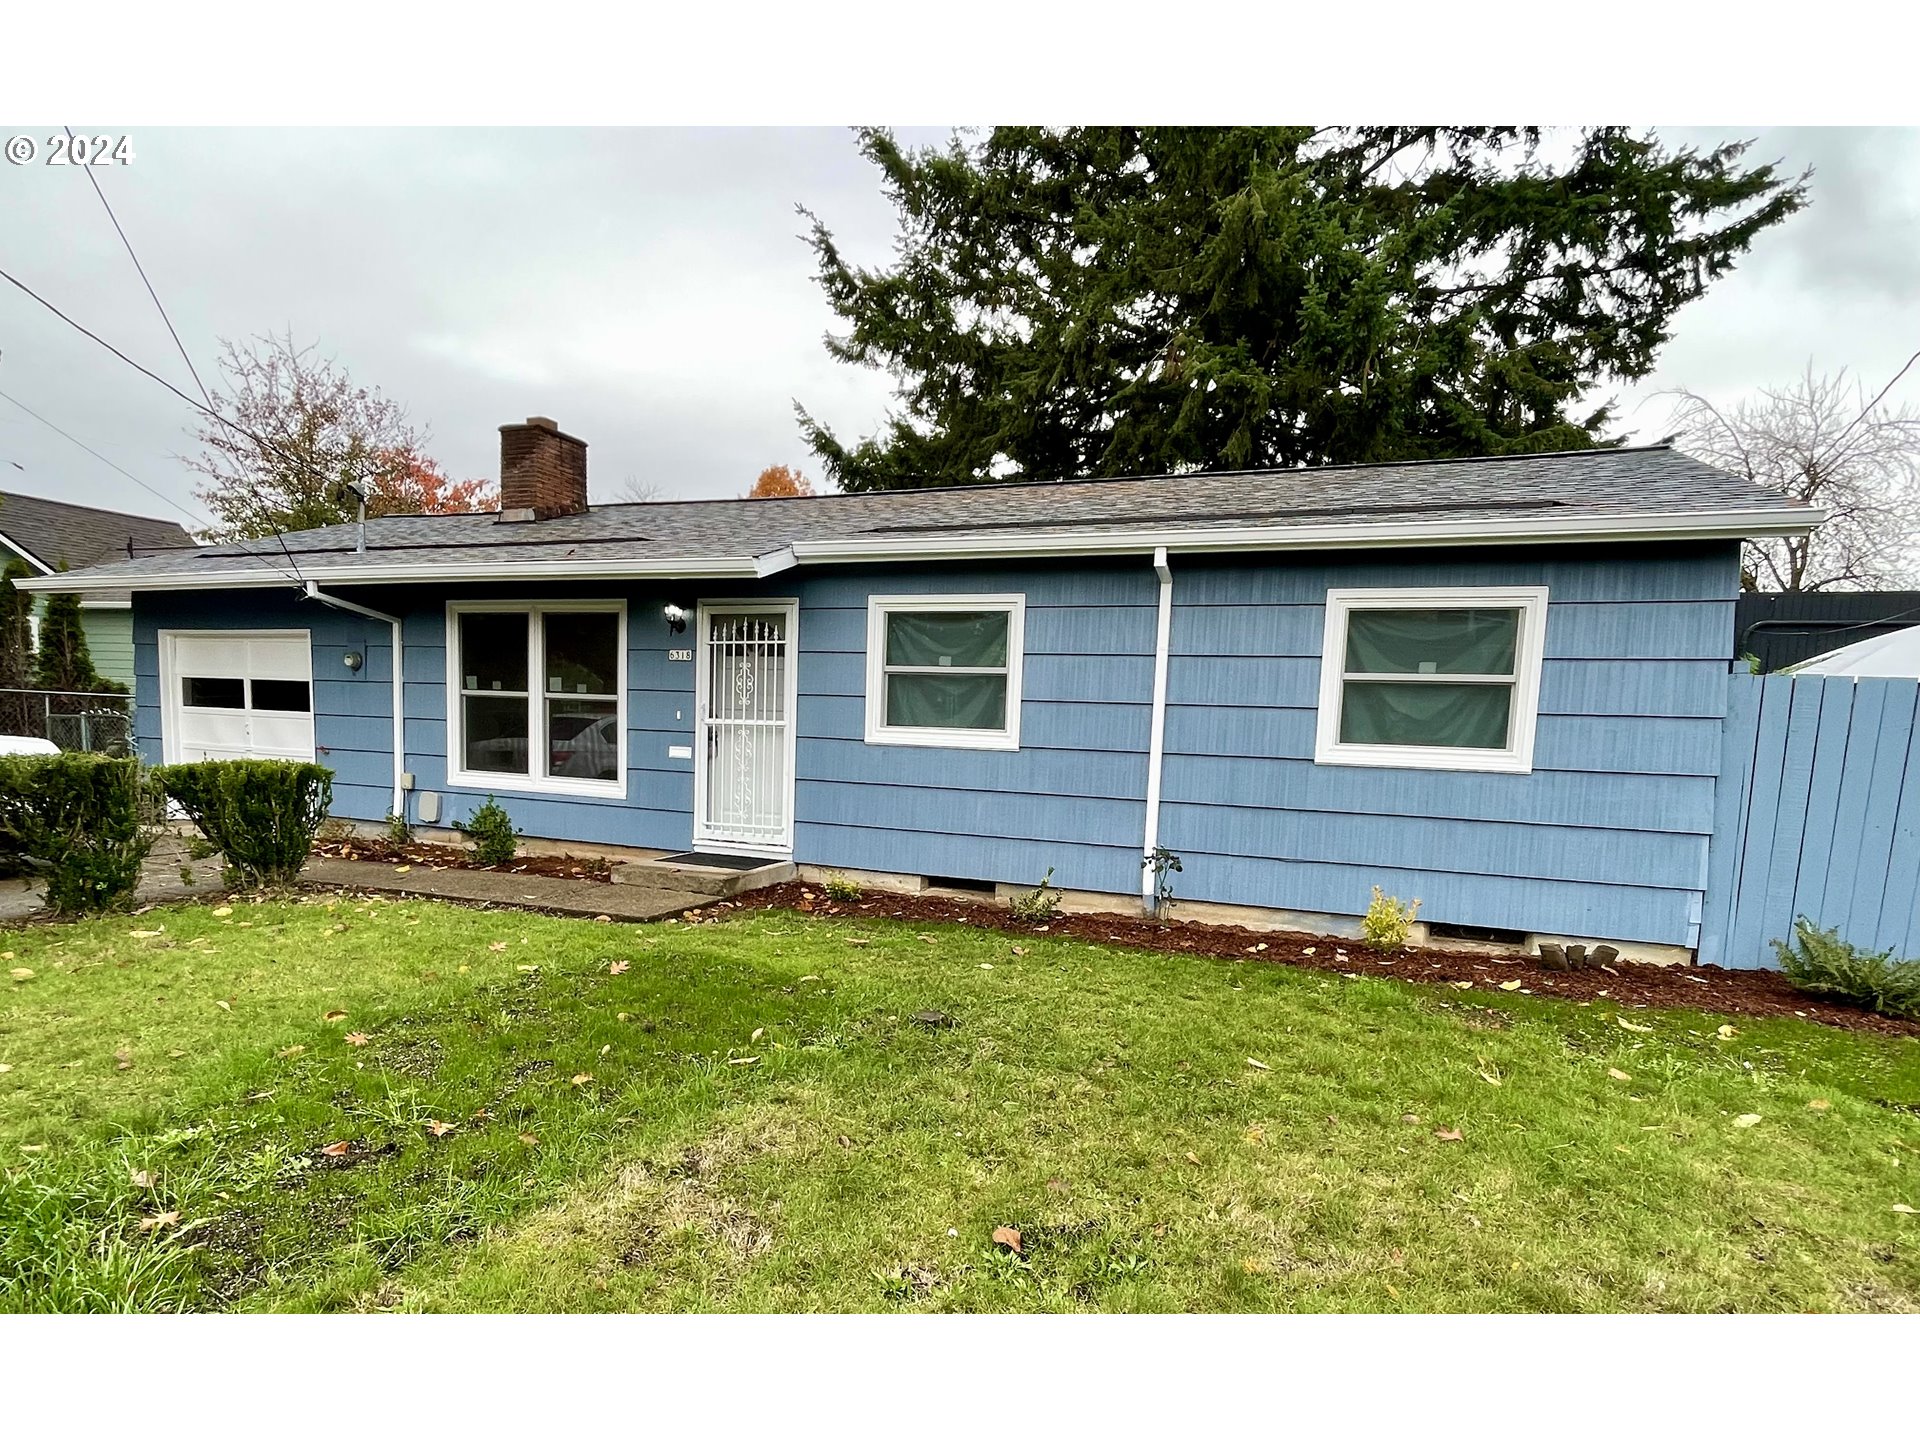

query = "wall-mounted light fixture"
[343, 650, 364, 672]
[663, 604, 688, 635]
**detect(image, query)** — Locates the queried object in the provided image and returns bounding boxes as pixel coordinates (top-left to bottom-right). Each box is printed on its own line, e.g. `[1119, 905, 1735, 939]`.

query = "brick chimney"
[498, 416, 588, 521]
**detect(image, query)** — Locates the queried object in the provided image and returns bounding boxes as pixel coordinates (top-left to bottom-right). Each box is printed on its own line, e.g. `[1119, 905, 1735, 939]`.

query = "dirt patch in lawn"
[311, 837, 613, 883]
[698, 882, 1920, 1040]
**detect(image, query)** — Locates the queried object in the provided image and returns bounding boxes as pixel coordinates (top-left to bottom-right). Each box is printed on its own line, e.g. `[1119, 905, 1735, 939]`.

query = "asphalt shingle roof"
[32, 445, 1811, 590]
[0, 490, 198, 603]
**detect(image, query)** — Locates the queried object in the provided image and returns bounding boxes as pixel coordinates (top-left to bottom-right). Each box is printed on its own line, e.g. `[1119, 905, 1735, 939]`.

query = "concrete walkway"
[299, 857, 712, 921]
[0, 842, 713, 926]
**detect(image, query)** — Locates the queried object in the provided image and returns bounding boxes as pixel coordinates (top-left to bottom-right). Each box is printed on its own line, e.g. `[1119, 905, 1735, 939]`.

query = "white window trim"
[444, 599, 628, 799]
[1314, 585, 1549, 775]
[864, 593, 1026, 752]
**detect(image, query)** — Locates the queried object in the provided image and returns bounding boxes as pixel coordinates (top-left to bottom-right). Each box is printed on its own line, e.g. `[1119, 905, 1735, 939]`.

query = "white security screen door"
[693, 602, 797, 854]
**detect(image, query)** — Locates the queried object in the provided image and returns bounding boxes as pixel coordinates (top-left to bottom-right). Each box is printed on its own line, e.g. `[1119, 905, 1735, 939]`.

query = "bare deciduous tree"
[610, 476, 664, 504]
[184, 331, 489, 540]
[1668, 357, 1920, 591]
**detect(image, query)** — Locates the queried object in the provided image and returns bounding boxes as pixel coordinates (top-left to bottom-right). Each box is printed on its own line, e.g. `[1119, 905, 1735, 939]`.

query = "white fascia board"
[0, 532, 54, 574]
[787, 507, 1826, 564]
[14, 553, 771, 594]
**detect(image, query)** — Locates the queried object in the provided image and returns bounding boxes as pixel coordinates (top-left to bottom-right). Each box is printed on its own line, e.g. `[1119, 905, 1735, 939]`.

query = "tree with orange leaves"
[372, 448, 496, 515]
[745, 464, 814, 499]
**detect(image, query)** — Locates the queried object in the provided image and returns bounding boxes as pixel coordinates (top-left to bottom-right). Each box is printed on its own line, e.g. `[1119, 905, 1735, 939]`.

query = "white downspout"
[303, 582, 405, 821]
[1141, 546, 1174, 913]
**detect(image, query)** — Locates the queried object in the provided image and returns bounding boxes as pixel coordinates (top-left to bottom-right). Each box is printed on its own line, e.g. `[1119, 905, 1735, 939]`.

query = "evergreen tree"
[798, 127, 1807, 489]
[33, 591, 115, 694]
[0, 560, 34, 690]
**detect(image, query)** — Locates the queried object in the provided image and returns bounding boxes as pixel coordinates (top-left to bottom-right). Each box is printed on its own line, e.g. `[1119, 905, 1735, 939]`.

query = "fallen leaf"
[991, 1225, 1023, 1254]
[129, 929, 163, 939]
[608, 960, 630, 975]
[394, 865, 412, 875]
[1716, 1023, 1739, 1040]
[518, 1133, 540, 1146]
[593, 914, 612, 923]
[343, 1032, 370, 1047]
[917, 933, 938, 944]
[1616, 1016, 1654, 1034]
[211, 906, 233, 918]
[1245, 1126, 1265, 1144]
[1607, 1067, 1632, 1082]
[10, 968, 33, 982]
[598, 1043, 611, 1057]
[1010, 946, 1027, 956]
[1807, 1099, 1831, 1111]
[1400, 1113, 1421, 1125]
[517, 964, 539, 973]
[727, 1056, 760, 1067]
[1498, 979, 1524, 991]
[750, 1027, 765, 1043]
[844, 938, 870, 947]
[424, 1120, 456, 1137]
[797, 975, 821, 983]
[114, 1046, 133, 1072]
[214, 1000, 231, 1012]
[1184, 1150, 1202, 1166]
[1245, 1057, 1271, 1071]
[1732, 1113, 1763, 1128]
[1433, 1128, 1464, 1142]
[978, 963, 993, 970]
[130, 1169, 155, 1188]
[571, 1073, 593, 1085]
[319, 1140, 350, 1157]
[1450, 980, 1473, 990]
[137, 1210, 181, 1232]
[20, 1143, 46, 1153]
[0, 1063, 10, 1074]
[1893, 1204, 1916, 1215]
[322, 1010, 347, 1023]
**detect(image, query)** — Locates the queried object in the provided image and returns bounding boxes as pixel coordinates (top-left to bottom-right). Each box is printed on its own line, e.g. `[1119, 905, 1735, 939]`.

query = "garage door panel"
[165, 630, 316, 765]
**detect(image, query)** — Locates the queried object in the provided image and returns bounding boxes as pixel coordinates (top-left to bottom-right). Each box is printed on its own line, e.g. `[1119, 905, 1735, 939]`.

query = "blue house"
[26, 417, 1819, 961]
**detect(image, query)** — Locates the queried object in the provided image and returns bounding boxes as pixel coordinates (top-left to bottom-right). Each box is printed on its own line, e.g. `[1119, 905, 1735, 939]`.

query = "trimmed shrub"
[0, 753, 153, 913]
[1774, 918, 1920, 1020]
[154, 759, 334, 886]
[454, 796, 519, 866]
[1007, 868, 1061, 924]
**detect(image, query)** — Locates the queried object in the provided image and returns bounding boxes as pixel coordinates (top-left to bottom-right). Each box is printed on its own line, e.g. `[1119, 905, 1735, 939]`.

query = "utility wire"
[0, 384, 209, 530]
[0, 262, 315, 584]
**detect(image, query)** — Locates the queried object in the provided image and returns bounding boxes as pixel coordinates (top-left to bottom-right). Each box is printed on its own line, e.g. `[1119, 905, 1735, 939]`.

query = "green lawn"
[2, 893, 1917, 1312]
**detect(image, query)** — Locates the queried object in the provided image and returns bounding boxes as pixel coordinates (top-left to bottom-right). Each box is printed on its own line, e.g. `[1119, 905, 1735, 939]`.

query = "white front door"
[692, 601, 797, 855]
[160, 630, 316, 763]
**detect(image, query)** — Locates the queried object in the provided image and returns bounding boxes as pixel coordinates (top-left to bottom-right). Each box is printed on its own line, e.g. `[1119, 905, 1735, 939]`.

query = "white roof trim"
[12, 505, 1822, 595]
[0, 531, 55, 575]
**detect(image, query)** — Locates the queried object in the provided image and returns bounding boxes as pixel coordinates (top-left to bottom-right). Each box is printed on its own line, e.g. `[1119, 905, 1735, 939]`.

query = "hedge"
[154, 759, 334, 886]
[0, 753, 153, 914]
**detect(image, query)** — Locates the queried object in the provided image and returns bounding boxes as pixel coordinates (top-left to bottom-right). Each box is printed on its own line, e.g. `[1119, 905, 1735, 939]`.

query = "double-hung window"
[447, 601, 626, 796]
[1314, 586, 1548, 774]
[864, 594, 1025, 751]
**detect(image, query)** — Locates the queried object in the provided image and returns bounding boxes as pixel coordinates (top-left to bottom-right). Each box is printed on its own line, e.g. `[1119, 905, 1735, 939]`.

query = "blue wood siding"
[1157, 544, 1738, 945]
[1701, 674, 1920, 968]
[131, 541, 1737, 946]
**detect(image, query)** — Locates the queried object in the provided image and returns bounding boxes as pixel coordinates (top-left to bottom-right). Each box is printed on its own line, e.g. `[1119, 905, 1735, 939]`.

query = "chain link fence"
[0, 687, 136, 755]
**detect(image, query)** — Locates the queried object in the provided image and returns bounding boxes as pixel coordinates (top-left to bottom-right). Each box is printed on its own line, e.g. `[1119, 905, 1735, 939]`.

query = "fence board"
[1706, 673, 1920, 967]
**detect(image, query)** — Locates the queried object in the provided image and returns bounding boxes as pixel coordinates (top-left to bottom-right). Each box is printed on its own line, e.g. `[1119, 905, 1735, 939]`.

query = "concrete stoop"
[610, 855, 795, 898]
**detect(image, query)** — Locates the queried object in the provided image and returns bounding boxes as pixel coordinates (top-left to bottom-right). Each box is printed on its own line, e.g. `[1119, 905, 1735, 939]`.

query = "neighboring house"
[1733, 590, 1920, 673]
[0, 489, 198, 689]
[21, 417, 1820, 960]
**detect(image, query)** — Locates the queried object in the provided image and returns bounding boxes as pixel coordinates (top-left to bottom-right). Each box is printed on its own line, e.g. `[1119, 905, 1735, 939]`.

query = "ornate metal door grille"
[696, 609, 791, 850]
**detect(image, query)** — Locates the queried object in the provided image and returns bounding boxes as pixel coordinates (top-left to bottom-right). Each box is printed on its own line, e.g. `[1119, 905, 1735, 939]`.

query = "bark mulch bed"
[690, 881, 1920, 1040]
[310, 838, 614, 883]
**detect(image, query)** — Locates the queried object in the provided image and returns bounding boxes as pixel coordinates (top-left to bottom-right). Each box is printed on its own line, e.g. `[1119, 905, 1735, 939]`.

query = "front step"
[611, 853, 794, 898]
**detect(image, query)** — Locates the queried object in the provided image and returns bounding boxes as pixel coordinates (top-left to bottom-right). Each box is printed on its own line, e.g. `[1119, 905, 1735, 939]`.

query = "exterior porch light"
[663, 604, 688, 634]
[342, 650, 364, 672]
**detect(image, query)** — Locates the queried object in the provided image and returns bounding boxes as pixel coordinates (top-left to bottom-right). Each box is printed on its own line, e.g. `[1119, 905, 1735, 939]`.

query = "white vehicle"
[0, 735, 59, 757]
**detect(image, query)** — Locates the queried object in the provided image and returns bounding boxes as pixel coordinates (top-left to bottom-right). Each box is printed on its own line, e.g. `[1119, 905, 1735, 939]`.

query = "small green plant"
[1740, 652, 1765, 675]
[1142, 846, 1183, 916]
[1007, 867, 1061, 924]
[1361, 885, 1421, 953]
[384, 811, 414, 847]
[455, 796, 520, 867]
[0, 753, 155, 913]
[822, 872, 863, 902]
[1774, 917, 1920, 1019]
[154, 759, 333, 887]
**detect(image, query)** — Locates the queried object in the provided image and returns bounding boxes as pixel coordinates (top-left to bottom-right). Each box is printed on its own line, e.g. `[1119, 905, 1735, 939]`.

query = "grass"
[3, 893, 1918, 1312]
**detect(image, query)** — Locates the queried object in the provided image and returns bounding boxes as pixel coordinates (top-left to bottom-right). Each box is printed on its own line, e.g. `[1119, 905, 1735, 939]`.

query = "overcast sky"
[2, 125, 1917, 529]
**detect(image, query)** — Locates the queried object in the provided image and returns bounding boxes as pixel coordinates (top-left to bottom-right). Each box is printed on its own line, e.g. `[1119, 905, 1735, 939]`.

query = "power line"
[0, 262, 314, 583]
[67, 127, 216, 411]
[0, 385, 209, 529]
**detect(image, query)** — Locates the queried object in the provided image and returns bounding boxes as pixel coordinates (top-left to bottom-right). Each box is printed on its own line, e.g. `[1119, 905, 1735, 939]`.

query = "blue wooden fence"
[1701, 674, 1920, 968]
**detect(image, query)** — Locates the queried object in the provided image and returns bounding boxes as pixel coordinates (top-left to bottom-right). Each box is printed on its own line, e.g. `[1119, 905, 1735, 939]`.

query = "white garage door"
[162, 630, 316, 763]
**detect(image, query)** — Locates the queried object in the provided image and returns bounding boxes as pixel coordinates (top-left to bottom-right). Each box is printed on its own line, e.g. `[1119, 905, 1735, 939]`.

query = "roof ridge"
[586, 444, 1678, 511]
[0, 487, 195, 531]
